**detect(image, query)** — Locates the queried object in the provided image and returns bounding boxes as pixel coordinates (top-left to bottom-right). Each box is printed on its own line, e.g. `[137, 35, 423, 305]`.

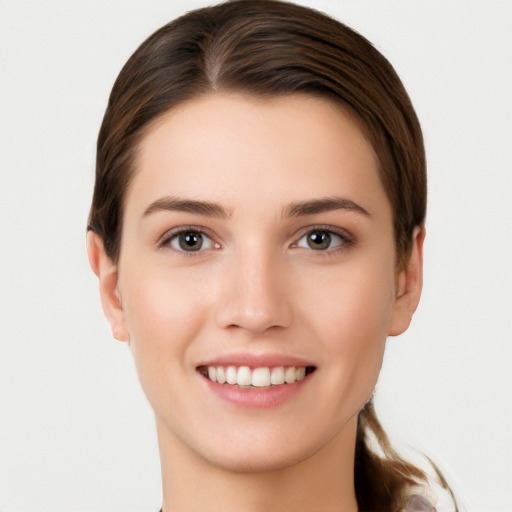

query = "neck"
[157, 416, 359, 512]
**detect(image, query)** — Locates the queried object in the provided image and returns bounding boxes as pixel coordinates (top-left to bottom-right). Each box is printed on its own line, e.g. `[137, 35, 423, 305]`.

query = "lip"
[200, 374, 312, 409]
[196, 352, 316, 409]
[197, 352, 315, 368]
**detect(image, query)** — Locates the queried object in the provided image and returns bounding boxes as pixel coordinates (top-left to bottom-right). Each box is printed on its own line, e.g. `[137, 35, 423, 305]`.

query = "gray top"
[403, 493, 437, 512]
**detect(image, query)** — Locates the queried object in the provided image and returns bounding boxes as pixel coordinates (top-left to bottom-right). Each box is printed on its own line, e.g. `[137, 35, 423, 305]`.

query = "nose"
[215, 245, 293, 335]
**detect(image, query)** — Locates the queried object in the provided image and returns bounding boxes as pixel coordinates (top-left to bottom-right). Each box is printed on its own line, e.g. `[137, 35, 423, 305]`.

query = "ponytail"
[354, 399, 458, 512]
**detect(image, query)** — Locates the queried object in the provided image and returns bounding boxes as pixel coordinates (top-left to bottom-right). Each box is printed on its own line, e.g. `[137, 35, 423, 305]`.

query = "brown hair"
[88, 1, 456, 510]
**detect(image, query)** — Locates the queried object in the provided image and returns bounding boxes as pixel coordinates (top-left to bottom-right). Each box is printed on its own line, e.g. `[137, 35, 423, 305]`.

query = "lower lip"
[201, 375, 309, 409]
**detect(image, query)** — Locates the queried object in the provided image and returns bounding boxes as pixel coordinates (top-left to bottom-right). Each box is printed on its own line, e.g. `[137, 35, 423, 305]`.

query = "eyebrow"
[284, 197, 370, 217]
[143, 196, 231, 218]
[142, 195, 369, 220]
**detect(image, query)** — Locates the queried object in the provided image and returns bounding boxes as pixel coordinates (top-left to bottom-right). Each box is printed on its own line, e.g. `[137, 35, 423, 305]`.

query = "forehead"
[125, 92, 388, 220]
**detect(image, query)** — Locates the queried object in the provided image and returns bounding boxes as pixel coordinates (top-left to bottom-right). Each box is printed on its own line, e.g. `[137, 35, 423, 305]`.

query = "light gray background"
[1, 1, 511, 510]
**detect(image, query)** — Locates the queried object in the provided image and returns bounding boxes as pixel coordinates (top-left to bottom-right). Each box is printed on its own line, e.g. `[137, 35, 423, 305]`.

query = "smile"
[198, 365, 316, 388]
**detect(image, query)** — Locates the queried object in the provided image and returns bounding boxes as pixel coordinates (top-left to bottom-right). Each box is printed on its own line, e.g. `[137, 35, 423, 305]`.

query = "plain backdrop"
[1, 1, 511, 511]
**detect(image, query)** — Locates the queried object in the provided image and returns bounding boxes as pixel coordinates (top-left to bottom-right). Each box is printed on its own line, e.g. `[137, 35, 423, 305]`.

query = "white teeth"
[216, 366, 226, 384]
[251, 367, 271, 387]
[284, 366, 296, 383]
[204, 365, 309, 387]
[270, 366, 285, 385]
[226, 365, 237, 384]
[237, 366, 252, 386]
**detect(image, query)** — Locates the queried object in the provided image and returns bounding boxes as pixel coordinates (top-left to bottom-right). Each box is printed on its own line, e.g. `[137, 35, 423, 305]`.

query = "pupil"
[179, 231, 202, 251]
[308, 231, 330, 250]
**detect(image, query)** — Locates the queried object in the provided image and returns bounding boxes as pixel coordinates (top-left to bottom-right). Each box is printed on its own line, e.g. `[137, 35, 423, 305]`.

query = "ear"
[388, 227, 425, 336]
[87, 231, 130, 342]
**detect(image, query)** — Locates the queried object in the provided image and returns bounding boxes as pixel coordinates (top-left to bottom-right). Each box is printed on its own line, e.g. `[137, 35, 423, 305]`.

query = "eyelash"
[292, 225, 355, 253]
[157, 225, 355, 255]
[158, 226, 219, 255]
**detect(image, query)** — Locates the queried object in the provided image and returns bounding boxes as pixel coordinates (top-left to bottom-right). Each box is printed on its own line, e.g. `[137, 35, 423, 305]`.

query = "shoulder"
[402, 480, 457, 512]
[402, 493, 437, 512]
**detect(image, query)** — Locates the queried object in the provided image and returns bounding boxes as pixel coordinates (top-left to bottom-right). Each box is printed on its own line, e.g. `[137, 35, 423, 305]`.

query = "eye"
[168, 229, 214, 252]
[296, 229, 348, 251]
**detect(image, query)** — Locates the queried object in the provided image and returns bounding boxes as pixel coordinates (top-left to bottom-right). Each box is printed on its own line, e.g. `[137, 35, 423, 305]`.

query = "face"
[91, 93, 422, 473]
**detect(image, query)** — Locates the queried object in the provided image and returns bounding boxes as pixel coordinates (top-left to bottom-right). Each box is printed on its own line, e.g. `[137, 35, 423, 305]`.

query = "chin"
[195, 420, 351, 475]
[204, 445, 317, 474]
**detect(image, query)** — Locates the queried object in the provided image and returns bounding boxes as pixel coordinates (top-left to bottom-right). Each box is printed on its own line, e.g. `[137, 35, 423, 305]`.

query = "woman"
[87, 1, 458, 510]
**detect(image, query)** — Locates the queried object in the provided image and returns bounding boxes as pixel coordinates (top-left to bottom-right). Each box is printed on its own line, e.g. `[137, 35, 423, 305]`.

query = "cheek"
[123, 261, 212, 329]
[119, 267, 211, 382]
[306, 259, 395, 395]
[305, 253, 395, 340]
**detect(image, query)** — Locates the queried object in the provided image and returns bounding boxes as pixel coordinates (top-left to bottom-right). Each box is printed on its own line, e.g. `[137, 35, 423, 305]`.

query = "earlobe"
[86, 231, 130, 342]
[388, 227, 425, 337]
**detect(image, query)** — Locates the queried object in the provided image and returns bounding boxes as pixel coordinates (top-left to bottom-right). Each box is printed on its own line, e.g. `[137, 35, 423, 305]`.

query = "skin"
[88, 93, 424, 512]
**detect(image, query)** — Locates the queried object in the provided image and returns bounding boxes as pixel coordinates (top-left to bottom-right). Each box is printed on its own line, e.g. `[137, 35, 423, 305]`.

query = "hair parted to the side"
[88, 1, 456, 510]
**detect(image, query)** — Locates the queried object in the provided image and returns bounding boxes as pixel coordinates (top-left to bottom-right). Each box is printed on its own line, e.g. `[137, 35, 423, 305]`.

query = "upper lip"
[197, 352, 315, 368]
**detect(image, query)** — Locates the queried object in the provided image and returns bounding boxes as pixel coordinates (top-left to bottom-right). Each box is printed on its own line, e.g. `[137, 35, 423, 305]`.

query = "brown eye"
[296, 229, 347, 251]
[306, 230, 331, 250]
[170, 230, 213, 252]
